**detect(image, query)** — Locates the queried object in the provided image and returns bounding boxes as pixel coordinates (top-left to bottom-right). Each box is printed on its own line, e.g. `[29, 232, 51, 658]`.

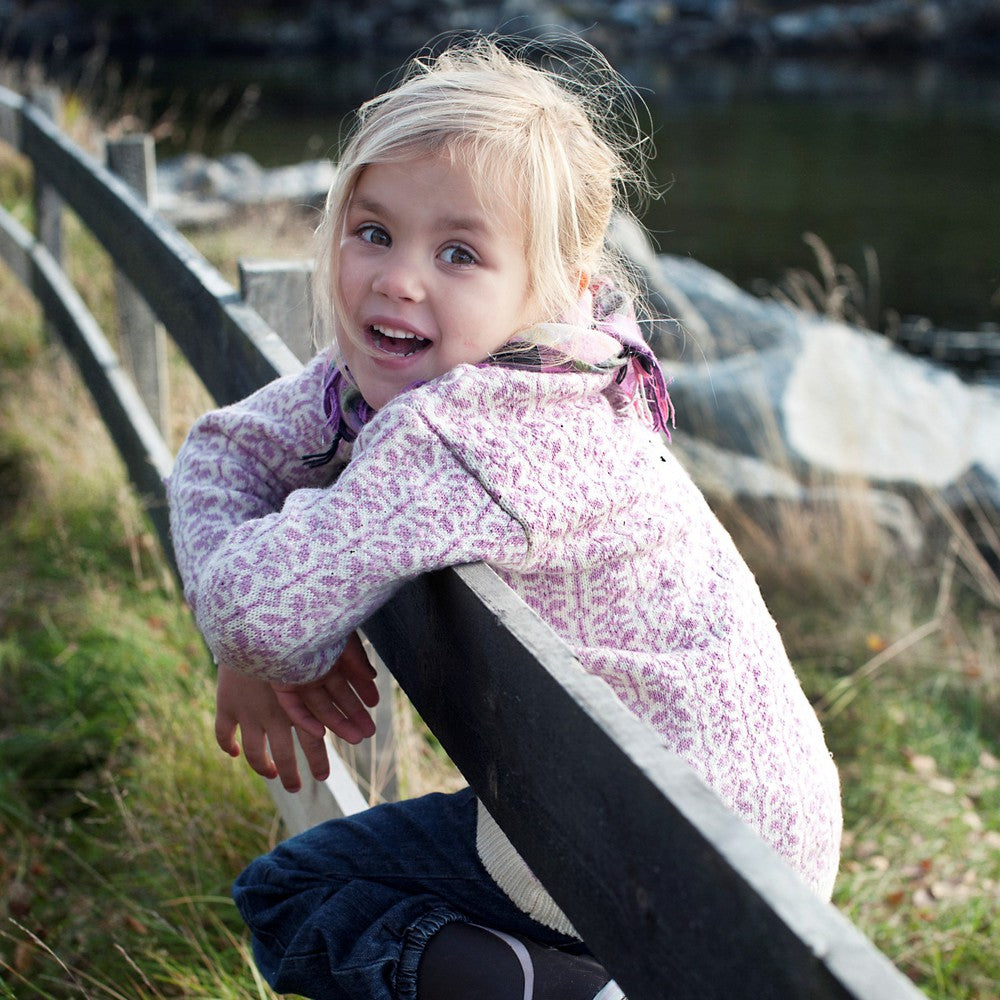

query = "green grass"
[0, 258, 282, 995]
[1, 168, 998, 998]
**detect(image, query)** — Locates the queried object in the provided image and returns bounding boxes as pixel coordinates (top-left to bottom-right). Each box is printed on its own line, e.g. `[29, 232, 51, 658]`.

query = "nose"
[371, 250, 425, 302]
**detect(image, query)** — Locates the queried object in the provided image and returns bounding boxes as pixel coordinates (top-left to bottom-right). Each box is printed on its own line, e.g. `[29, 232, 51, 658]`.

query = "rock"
[611, 214, 789, 360]
[769, 0, 948, 52]
[673, 0, 738, 18]
[155, 152, 335, 227]
[620, 217, 1000, 515]
[891, 318, 1000, 378]
[672, 431, 926, 556]
[767, 0, 1000, 55]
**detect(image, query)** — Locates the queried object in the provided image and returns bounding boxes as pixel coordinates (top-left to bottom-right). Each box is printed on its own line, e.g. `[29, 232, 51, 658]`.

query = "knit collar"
[303, 280, 673, 469]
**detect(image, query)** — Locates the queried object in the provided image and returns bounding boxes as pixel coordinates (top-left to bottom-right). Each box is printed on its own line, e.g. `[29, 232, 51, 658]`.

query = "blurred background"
[2, 0, 998, 333]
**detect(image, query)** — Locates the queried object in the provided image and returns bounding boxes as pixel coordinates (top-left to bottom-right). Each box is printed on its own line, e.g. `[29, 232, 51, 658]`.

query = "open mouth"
[369, 324, 431, 358]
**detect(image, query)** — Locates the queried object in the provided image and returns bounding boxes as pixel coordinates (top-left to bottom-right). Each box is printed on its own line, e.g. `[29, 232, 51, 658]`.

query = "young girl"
[168, 35, 841, 1000]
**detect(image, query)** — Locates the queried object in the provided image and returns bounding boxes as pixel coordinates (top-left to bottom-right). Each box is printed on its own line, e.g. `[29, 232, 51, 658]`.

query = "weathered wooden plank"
[28, 88, 63, 265]
[0, 86, 22, 148]
[363, 563, 926, 1000]
[0, 204, 32, 285]
[107, 134, 170, 434]
[15, 96, 301, 405]
[238, 259, 315, 364]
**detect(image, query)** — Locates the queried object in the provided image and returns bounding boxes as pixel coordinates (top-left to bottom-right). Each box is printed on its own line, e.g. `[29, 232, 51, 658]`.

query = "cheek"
[334, 327, 355, 361]
[332, 257, 364, 361]
[337, 249, 361, 305]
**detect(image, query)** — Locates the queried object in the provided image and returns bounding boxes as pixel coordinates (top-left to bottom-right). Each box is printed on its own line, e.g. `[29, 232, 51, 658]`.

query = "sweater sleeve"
[168, 354, 342, 614]
[169, 386, 529, 683]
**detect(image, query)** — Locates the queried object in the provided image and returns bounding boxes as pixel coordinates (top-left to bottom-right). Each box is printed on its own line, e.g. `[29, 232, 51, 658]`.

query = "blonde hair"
[312, 33, 654, 352]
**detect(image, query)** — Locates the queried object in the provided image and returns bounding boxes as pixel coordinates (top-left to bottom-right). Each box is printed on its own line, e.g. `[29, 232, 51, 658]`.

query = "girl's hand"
[271, 632, 380, 746]
[215, 663, 331, 792]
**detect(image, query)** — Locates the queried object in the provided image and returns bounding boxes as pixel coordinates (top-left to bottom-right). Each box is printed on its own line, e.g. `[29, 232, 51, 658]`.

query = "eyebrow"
[349, 196, 489, 236]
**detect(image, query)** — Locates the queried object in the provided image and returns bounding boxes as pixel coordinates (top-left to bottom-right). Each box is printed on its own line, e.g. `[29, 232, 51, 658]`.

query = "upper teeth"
[373, 325, 421, 340]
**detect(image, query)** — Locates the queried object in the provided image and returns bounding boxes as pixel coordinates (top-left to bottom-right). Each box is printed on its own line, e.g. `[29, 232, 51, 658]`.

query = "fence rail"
[0, 84, 927, 1000]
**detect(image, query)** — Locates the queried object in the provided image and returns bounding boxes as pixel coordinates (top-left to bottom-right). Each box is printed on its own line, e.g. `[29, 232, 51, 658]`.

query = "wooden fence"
[0, 85, 929, 1000]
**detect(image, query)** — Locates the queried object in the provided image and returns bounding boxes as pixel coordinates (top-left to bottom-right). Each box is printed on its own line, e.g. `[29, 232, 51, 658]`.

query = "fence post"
[238, 259, 315, 364]
[106, 134, 170, 436]
[29, 87, 63, 264]
[237, 259, 399, 804]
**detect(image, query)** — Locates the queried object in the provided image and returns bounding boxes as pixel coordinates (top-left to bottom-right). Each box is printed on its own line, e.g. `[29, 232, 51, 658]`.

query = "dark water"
[127, 50, 1000, 330]
[631, 57, 1000, 333]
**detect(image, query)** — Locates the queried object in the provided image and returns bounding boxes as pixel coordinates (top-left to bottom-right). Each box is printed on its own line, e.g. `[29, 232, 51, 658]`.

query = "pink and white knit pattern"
[168, 352, 842, 902]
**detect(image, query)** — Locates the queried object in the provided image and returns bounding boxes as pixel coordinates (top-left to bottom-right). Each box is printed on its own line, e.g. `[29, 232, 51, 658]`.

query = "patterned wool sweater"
[168, 350, 842, 924]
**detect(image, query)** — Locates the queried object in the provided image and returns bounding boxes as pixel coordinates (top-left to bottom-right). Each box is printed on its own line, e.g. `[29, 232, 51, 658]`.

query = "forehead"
[349, 149, 526, 241]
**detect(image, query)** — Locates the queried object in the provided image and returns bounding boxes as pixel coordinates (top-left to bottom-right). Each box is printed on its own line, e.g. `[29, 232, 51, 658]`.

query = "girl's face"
[337, 151, 536, 409]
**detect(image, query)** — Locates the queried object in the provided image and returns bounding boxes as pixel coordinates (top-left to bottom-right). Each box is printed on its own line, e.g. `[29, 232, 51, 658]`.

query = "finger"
[309, 680, 376, 742]
[278, 679, 372, 743]
[273, 689, 327, 740]
[346, 668, 380, 710]
[297, 730, 331, 783]
[316, 674, 371, 727]
[343, 632, 377, 677]
[293, 680, 370, 745]
[341, 635, 381, 708]
[239, 723, 279, 782]
[266, 728, 303, 793]
[319, 703, 375, 745]
[214, 708, 241, 758]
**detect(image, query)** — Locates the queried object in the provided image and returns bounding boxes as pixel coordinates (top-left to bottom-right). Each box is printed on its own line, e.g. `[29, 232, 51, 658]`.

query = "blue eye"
[441, 244, 477, 266]
[358, 224, 390, 246]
